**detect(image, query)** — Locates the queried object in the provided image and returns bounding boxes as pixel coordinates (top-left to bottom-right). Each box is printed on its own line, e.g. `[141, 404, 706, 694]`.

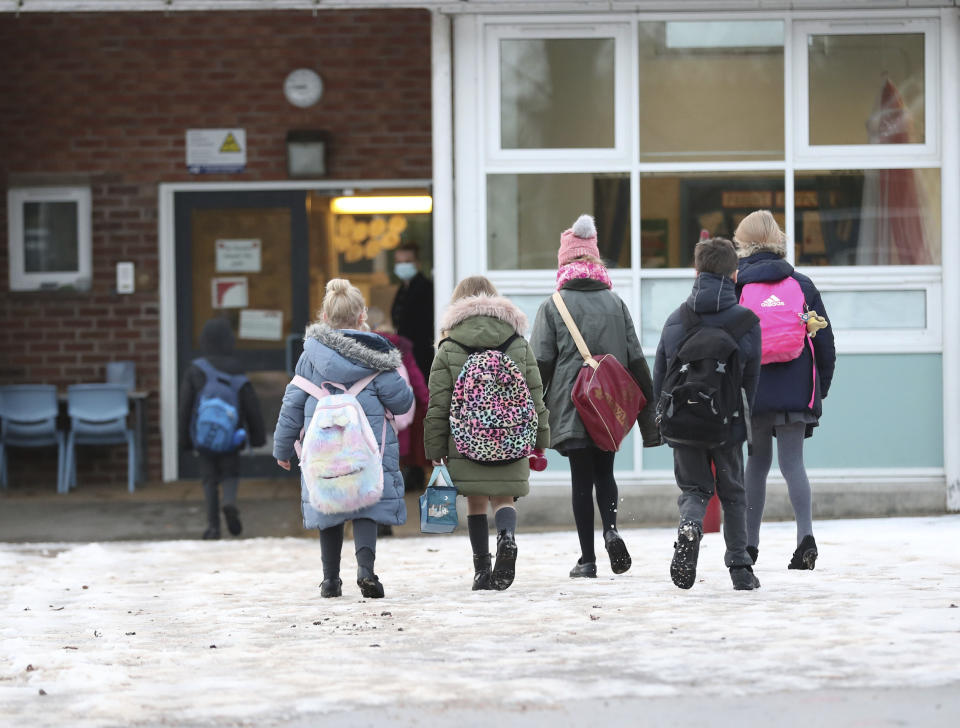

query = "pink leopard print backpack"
[445, 333, 537, 464]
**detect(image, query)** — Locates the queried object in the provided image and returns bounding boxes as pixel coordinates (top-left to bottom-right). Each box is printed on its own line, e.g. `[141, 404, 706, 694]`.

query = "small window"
[7, 186, 92, 292]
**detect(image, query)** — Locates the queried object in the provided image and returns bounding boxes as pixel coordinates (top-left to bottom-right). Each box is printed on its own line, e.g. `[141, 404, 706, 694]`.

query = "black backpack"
[656, 306, 758, 449]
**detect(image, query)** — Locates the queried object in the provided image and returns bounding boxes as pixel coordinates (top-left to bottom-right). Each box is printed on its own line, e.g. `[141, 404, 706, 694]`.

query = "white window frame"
[792, 17, 940, 167]
[485, 18, 634, 168]
[7, 186, 92, 292]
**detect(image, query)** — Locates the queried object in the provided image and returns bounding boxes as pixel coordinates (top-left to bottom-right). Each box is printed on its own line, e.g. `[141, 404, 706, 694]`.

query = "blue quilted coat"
[273, 324, 414, 530]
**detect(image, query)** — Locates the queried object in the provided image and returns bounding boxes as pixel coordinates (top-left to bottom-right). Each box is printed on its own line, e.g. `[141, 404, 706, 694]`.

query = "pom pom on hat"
[558, 214, 601, 266]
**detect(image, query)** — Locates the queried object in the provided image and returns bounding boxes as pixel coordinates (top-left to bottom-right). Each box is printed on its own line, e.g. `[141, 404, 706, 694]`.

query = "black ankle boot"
[222, 505, 242, 536]
[320, 578, 342, 598]
[670, 520, 702, 590]
[788, 535, 818, 570]
[604, 528, 632, 574]
[730, 565, 761, 590]
[202, 527, 220, 540]
[472, 554, 492, 591]
[357, 566, 385, 598]
[491, 530, 517, 591]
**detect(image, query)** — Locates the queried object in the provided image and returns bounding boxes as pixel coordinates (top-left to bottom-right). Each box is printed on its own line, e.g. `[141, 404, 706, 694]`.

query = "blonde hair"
[320, 278, 367, 329]
[733, 210, 786, 256]
[450, 275, 498, 303]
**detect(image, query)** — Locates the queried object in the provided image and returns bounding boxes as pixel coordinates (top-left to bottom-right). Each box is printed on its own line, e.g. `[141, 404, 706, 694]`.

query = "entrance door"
[174, 190, 309, 478]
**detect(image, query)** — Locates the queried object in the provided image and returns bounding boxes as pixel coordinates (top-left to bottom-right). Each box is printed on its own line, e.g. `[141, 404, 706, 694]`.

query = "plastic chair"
[106, 361, 136, 391]
[65, 384, 136, 494]
[0, 385, 66, 493]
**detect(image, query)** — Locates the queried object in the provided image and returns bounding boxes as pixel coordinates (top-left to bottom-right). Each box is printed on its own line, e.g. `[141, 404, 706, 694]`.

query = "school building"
[1, 1, 957, 518]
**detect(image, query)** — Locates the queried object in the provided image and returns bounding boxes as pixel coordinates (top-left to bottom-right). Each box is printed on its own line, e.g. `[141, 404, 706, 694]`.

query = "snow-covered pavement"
[2, 516, 959, 727]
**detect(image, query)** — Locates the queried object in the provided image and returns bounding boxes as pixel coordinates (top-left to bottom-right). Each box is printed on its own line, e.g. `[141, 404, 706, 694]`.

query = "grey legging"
[745, 419, 813, 548]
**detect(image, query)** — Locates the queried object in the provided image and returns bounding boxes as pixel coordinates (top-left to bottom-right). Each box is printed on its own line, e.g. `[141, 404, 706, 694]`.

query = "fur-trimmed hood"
[439, 295, 528, 337]
[303, 322, 402, 372]
[735, 237, 786, 259]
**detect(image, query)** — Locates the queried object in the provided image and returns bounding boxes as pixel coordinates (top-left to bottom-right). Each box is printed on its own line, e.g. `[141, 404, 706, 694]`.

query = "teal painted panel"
[642, 354, 943, 470]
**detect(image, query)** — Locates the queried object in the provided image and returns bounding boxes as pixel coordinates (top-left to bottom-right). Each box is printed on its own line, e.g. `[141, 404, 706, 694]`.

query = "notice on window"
[216, 239, 261, 272]
[186, 129, 246, 174]
[239, 309, 284, 341]
[211, 277, 248, 308]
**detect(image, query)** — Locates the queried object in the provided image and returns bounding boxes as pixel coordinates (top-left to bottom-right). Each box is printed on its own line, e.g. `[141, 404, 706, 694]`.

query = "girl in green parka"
[425, 276, 550, 592]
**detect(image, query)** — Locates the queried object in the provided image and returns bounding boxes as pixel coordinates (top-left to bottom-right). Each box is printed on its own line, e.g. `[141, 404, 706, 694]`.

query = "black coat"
[653, 272, 763, 445]
[178, 318, 266, 452]
[736, 253, 836, 422]
[391, 272, 434, 381]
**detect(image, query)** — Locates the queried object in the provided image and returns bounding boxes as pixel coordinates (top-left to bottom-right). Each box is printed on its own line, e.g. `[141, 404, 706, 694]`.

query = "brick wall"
[0, 10, 433, 487]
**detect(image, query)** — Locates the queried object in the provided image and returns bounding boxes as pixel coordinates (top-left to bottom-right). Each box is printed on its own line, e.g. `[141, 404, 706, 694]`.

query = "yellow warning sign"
[220, 132, 242, 153]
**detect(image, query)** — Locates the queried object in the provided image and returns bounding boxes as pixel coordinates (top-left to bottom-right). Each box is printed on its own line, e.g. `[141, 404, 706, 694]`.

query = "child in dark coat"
[178, 317, 266, 539]
[653, 238, 762, 591]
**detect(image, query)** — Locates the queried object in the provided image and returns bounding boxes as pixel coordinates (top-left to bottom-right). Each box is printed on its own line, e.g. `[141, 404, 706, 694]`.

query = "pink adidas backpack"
[739, 277, 808, 364]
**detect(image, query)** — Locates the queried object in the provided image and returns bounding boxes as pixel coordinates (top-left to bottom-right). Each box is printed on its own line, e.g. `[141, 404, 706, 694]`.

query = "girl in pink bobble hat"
[531, 214, 661, 579]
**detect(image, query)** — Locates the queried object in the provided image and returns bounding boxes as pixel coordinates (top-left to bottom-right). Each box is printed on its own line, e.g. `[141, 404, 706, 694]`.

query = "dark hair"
[396, 242, 420, 260]
[694, 237, 738, 277]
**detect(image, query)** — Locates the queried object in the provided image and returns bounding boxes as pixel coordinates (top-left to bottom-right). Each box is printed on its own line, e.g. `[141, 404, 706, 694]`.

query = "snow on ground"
[1, 516, 959, 728]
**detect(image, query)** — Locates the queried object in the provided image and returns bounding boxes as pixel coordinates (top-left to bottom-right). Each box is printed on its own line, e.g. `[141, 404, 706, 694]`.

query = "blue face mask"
[394, 262, 417, 281]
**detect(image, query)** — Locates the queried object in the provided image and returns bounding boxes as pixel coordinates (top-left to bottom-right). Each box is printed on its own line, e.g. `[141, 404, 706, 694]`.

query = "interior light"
[330, 196, 433, 215]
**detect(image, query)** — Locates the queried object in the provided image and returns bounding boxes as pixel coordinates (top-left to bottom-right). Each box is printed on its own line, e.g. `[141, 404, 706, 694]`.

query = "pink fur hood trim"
[439, 295, 528, 337]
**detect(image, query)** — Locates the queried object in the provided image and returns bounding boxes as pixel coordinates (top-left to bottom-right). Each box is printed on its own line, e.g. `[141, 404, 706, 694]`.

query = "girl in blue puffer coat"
[273, 279, 413, 599]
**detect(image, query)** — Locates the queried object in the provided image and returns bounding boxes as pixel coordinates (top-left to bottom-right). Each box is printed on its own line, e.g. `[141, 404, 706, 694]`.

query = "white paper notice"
[239, 309, 283, 341]
[216, 239, 261, 272]
[211, 277, 248, 308]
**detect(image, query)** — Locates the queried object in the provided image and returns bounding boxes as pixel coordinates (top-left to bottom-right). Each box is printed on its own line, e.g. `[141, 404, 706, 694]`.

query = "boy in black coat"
[653, 238, 762, 591]
[178, 318, 266, 539]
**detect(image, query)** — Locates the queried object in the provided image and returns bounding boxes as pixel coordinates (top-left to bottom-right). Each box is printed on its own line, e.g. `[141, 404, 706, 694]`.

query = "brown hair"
[694, 237, 738, 277]
[320, 278, 367, 329]
[450, 275, 498, 303]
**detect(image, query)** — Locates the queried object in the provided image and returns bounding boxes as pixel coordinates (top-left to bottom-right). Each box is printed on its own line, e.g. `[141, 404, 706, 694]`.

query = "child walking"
[734, 210, 836, 570]
[178, 317, 266, 540]
[653, 237, 762, 590]
[530, 215, 660, 579]
[424, 276, 549, 591]
[273, 279, 413, 599]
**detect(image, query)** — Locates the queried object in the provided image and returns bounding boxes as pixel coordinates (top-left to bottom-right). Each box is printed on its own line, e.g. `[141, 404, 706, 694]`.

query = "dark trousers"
[198, 451, 239, 532]
[672, 444, 751, 567]
[568, 447, 618, 563]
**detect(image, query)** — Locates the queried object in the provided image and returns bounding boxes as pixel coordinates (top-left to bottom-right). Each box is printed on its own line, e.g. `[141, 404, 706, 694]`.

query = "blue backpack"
[191, 358, 248, 453]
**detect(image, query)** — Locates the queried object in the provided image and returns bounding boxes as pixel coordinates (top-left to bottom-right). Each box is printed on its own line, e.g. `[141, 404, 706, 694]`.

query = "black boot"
[569, 559, 597, 578]
[788, 535, 818, 571]
[222, 505, 243, 536]
[320, 578, 342, 598]
[746, 545, 759, 565]
[670, 520, 702, 590]
[472, 554, 492, 591]
[604, 528, 632, 574]
[357, 566, 385, 599]
[730, 565, 761, 590]
[202, 527, 220, 540]
[490, 530, 517, 591]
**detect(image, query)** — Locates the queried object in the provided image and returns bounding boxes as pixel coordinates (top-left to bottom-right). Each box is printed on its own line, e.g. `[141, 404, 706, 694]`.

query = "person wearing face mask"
[390, 243, 434, 382]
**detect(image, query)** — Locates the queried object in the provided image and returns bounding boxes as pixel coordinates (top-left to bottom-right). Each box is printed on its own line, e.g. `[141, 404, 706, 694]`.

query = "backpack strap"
[291, 375, 328, 401]
[441, 334, 519, 355]
[551, 291, 598, 370]
[439, 337, 477, 355]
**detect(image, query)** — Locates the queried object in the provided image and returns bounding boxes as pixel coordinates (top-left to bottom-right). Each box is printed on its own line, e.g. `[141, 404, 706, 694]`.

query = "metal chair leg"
[127, 431, 136, 494]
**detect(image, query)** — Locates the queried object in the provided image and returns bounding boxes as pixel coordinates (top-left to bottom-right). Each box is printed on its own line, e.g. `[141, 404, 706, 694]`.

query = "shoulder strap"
[495, 333, 520, 353]
[438, 337, 475, 355]
[440, 335, 519, 355]
[723, 308, 760, 342]
[346, 371, 380, 397]
[291, 375, 328, 401]
[551, 291, 597, 369]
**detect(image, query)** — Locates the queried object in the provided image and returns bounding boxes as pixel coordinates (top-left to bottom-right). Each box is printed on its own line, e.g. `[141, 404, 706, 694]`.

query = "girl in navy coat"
[734, 211, 836, 571]
[273, 279, 413, 599]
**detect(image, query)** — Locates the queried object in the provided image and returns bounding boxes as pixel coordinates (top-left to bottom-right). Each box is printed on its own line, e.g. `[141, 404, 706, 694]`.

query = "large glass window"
[638, 21, 784, 162]
[487, 173, 631, 270]
[808, 33, 925, 146]
[640, 172, 785, 268]
[794, 169, 940, 265]
[500, 38, 616, 149]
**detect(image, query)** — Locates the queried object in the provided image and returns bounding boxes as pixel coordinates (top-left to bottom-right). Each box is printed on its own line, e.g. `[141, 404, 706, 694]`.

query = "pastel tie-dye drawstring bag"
[291, 373, 388, 514]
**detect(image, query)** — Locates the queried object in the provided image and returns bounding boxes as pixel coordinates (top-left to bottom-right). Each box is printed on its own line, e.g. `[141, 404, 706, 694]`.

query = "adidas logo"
[760, 294, 786, 308]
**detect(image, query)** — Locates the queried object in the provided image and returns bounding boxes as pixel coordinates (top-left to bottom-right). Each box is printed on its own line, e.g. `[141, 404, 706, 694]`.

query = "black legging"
[568, 447, 618, 563]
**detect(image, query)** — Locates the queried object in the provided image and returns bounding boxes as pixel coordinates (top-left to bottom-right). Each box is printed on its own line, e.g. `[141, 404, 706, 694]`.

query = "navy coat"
[273, 324, 414, 530]
[736, 253, 836, 423]
[653, 272, 763, 445]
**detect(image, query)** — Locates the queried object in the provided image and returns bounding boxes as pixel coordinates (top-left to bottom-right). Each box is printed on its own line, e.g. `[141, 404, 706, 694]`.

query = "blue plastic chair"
[0, 385, 66, 493]
[65, 384, 136, 494]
